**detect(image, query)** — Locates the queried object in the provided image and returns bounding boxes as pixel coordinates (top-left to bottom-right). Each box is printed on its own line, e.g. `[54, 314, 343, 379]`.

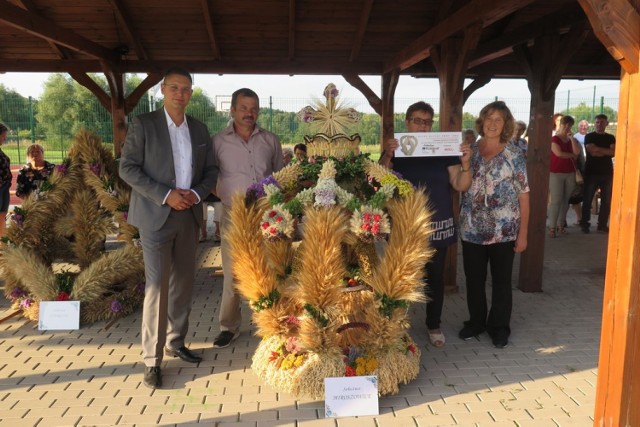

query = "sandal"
[557, 227, 568, 235]
[549, 228, 556, 238]
[428, 329, 445, 348]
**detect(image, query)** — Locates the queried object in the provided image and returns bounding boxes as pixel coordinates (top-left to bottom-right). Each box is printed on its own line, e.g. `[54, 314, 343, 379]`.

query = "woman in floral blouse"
[15, 144, 55, 199]
[0, 123, 12, 238]
[458, 101, 530, 349]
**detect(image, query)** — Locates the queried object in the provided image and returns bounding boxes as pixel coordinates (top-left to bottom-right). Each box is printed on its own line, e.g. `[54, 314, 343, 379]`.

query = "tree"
[0, 84, 32, 132]
[560, 102, 617, 123]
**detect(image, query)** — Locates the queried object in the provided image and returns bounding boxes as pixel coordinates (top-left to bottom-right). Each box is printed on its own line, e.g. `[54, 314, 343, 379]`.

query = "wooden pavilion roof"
[0, 0, 622, 80]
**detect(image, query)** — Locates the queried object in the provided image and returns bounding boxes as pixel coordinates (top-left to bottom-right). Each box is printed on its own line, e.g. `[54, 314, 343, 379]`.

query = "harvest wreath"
[226, 84, 434, 398]
[1, 130, 145, 324]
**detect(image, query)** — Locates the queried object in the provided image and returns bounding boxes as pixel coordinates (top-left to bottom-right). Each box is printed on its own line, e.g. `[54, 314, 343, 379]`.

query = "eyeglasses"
[162, 84, 193, 95]
[408, 117, 434, 126]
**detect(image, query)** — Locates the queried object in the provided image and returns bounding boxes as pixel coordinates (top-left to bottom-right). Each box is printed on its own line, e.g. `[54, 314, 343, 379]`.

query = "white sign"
[394, 132, 463, 157]
[324, 376, 379, 418]
[38, 301, 80, 330]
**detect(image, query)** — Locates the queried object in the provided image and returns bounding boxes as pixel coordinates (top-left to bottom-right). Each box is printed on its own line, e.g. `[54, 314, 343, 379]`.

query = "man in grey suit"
[119, 68, 218, 389]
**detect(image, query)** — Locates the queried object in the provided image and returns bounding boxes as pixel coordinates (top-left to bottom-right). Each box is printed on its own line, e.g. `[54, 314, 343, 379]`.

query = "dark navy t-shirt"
[393, 156, 461, 248]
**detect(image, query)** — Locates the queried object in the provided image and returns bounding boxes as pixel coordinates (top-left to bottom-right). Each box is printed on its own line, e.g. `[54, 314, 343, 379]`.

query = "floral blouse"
[459, 141, 529, 245]
[0, 149, 11, 188]
[15, 161, 55, 198]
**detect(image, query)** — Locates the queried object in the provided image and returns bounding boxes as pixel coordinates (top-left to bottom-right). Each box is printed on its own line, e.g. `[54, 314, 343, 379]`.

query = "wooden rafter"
[469, 5, 586, 69]
[16, 0, 71, 60]
[578, 0, 639, 73]
[0, 0, 118, 62]
[125, 72, 163, 113]
[384, 0, 537, 73]
[462, 75, 491, 104]
[342, 72, 381, 114]
[69, 71, 111, 111]
[349, 0, 374, 62]
[288, 0, 296, 60]
[106, 0, 148, 60]
[201, 0, 221, 60]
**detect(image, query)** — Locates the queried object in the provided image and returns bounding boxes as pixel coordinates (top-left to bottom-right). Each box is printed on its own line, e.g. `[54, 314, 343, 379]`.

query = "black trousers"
[461, 240, 515, 338]
[425, 246, 447, 330]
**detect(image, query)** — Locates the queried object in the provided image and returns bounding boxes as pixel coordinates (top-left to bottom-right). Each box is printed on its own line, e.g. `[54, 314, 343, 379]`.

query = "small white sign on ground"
[38, 301, 80, 330]
[324, 376, 379, 418]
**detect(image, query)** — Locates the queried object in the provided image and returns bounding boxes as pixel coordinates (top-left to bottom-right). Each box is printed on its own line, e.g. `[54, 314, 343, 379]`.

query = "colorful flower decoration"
[343, 347, 378, 377]
[350, 206, 390, 242]
[111, 300, 123, 313]
[261, 205, 294, 241]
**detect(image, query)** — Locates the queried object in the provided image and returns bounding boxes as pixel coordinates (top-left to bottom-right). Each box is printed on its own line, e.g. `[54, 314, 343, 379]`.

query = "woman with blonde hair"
[458, 101, 530, 349]
[15, 143, 55, 199]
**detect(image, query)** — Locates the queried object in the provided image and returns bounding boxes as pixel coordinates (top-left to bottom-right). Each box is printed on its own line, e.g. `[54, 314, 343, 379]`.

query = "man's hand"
[166, 189, 196, 210]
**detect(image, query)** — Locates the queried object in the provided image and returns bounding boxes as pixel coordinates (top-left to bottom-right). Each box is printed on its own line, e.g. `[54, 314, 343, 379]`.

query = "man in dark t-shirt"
[580, 114, 615, 233]
[379, 101, 471, 348]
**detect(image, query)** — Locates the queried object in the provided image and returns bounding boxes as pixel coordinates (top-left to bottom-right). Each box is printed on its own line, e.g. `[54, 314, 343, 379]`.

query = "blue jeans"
[580, 174, 613, 229]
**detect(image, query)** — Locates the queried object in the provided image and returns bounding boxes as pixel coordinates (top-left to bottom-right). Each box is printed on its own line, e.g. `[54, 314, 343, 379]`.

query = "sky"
[0, 72, 621, 119]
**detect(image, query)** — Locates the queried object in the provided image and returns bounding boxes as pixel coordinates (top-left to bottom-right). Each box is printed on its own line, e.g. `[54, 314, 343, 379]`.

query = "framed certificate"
[394, 132, 462, 157]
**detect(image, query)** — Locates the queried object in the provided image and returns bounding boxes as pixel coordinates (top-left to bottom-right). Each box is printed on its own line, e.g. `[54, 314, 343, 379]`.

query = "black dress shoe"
[165, 346, 202, 363]
[143, 366, 162, 389]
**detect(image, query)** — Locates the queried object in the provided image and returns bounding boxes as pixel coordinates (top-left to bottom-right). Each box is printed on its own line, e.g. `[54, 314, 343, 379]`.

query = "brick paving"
[0, 209, 607, 426]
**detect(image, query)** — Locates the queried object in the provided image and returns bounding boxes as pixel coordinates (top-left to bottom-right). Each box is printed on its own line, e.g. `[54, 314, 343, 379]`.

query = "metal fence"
[0, 93, 619, 165]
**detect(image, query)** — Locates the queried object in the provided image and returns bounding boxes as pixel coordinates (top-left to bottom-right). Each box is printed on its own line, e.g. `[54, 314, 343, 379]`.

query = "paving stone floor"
[0, 210, 608, 426]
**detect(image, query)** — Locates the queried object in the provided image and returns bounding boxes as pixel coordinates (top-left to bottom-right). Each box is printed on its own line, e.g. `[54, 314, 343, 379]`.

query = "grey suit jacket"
[119, 109, 218, 232]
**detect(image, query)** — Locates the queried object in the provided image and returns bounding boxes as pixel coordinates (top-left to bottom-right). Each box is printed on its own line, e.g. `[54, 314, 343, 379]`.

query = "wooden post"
[102, 68, 127, 157]
[593, 64, 640, 427]
[513, 23, 587, 292]
[576, 1, 640, 425]
[430, 24, 482, 294]
[380, 69, 399, 149]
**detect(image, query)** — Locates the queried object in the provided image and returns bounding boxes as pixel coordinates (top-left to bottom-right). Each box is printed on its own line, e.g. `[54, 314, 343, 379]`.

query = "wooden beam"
[125, 72, 163, 113]
[578, 0, 639, 74]
[68, 71, 111, 112]
[101, 65, 128, 157]
[594, 65, 640, 427]
[342, 72, 381, 115]
[349, 0, 374, 62]
[16, 0, 71, 60]
[106, 0, 148, 61]
[288, 0, 296, 60]
[430, 23, 483, 294]
[514, 29, 577, 293]
[384, 0, 537, 73]
[380, 69, 399, 150]
[542, 22, 590, 96]
[200, 0, 221, 60]
[463, 75, 491, 104]
[0, 0, 119, 62]
[0, 57, 622, 79]
[468, 5, 586, 69]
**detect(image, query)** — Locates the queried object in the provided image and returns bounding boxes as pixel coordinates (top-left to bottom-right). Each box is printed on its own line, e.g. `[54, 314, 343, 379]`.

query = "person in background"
[282, 147, 294, 164]
[511, 120, 528, 157]
[568, 120, 589, 225]
[462, 128, 477, 145]
[212, 88, 284, 348]
[580, 114, 615, 234]
[548, 116, 581, 237]
[293, 143, 307, 161]
[119, 68, 218, 389]
[380, 101, 472, 348]
[0, 123, 12, 239]
[458, 101, 529, 349]
[552, 113, 563, 136]
[15, 144, 55, 199]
